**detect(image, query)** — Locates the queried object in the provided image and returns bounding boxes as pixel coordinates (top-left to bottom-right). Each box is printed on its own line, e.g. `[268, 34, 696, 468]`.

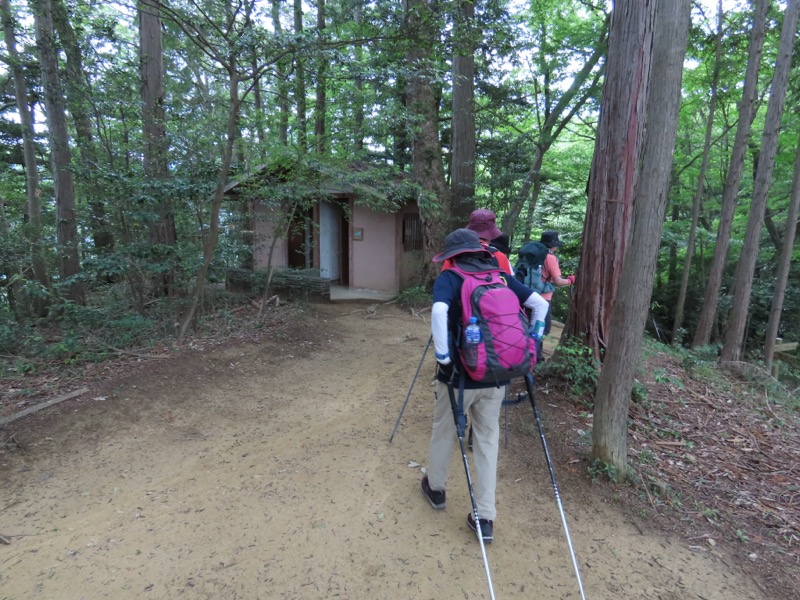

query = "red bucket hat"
[466, 209, 502, 240]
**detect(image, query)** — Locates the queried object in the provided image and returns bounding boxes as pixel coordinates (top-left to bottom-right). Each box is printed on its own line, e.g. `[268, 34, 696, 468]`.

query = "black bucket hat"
[489, 233, 510, 256]
[540, 231, 563, 248]
[432, 228, 489, 262]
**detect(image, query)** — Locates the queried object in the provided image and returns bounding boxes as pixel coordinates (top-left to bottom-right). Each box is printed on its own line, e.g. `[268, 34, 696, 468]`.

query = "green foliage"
[539, 336, 599, 405]
[638, 448, 656, 465]
[652, 368, 685, 389]
[395, 286, 431, 307]
[589, 458, 618, 483]
[735, 529, 750, 544]
[631, 378, 649, 407]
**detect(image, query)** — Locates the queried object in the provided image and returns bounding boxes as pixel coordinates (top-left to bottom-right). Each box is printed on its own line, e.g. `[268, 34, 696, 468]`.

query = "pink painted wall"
[350, 205, 398, 292]
[252, 203, 288, 270]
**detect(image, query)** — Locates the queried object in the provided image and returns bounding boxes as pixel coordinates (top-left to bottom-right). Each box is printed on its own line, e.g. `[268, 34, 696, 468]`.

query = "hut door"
[288, 207, 314, 269]
[319, 201, 343, 281]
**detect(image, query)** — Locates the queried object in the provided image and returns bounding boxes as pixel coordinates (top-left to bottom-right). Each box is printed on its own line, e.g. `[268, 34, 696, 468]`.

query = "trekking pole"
[522, 373, 587, 600]
[445, 379, 497, 600]
[388, 335, 432, 443]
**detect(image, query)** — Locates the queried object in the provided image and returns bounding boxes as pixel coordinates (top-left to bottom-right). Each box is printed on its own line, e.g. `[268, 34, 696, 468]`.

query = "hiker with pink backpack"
[420, 228, 548, 547]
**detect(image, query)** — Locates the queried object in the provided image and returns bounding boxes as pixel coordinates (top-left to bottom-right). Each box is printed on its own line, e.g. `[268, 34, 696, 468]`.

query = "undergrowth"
[536, 335, 599, 405]
[0, 283, 284, 377]
[394, 285, 431, 308]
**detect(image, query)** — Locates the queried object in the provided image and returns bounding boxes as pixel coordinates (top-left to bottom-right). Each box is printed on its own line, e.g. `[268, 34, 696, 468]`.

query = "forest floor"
[0, 298, 798, 599]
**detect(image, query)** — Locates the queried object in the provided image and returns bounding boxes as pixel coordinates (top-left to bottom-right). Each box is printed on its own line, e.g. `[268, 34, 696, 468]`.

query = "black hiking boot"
[467, 513, 494, 543]
[421, 476, 446, 510]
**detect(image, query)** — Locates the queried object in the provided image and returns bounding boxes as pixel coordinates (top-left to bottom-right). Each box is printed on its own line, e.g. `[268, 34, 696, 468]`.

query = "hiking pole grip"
[523, 373, 587, 600]
[389, 335, 432, 443]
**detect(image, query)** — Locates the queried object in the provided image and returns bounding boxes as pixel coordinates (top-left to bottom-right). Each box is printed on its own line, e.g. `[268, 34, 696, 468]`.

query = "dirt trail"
[0, 301, 768, 599]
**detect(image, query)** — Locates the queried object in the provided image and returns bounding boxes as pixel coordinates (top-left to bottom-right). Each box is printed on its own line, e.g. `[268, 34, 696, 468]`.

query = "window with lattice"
[403, 214, 422, 252]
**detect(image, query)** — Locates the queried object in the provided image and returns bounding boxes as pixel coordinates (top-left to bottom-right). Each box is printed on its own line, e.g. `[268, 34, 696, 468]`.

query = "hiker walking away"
[540, 231, 575, 336]
[421, 229, 547, 543]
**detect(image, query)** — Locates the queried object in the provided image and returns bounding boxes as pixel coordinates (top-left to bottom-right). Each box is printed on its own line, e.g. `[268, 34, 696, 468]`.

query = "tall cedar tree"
[692, 0, 768, 347]
[450, 0, 476, 225]
[564, 0, 654, 360]
[33, 0, 84, 304]
[405, 0, 451, 281]
[592, 0, 691, 474]
[721, 0, 800, 362]
[139, 0, 177, 298]
[671, 0, 724, 343]
[1, 0, 49, 315]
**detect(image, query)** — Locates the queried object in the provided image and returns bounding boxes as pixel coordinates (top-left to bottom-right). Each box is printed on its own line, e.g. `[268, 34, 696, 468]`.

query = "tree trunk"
[450, 0, 476, 224]
[0, 193, 26, 318]
[671, 0, 724, 344]
[314, 0, 326, 154]
[140, 0, 169, 181]
[51, 0, 114, 252]
[405, 0, 451, 284]
[1, 0, 49, 314]
[353, 1, 365, 153]
[592, 0, 690, 476]
[139, 0, 176, 297]
[294, 0, 307, 152]
[721, 0, 799, 363]
[33, 0, 84, 305]
[271, 0, 289, 146]
[763, 132, 800, 371]
[692, 0, 768, 347]
[564, 0, 654, 361]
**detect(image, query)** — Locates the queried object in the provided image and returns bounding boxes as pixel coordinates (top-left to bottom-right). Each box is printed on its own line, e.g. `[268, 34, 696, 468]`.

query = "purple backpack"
[448, 261, 537, 382]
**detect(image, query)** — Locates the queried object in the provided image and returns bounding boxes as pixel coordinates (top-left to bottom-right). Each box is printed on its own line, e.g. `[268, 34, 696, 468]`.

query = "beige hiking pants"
[426, 380, 505, 521]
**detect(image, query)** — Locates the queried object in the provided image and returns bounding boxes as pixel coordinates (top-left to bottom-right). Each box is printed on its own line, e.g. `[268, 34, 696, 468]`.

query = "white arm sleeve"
[523, 292, 549, 323]
[431, 302, 451, 361]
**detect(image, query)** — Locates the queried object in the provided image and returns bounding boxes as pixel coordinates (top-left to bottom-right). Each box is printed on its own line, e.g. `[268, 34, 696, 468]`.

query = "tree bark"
[271, 0, 289, 146]
[592, 0, 690, 476]
[564, 0, 654, 361]
[0, 193, 25, 318]
[405, 0, 451, 284]
[721, 0, 799, 363]
[353, 1, 365, 153]
[671, 0, 724, 344]
[450, 0, 476, 225]
[294, 0, 308, 152]
[313, 0, 327, 154]
[139, 0, 177, 297]
[51, 0, 114, 252]
[692, 0, 768, 347]
[33, 0, 84, 305]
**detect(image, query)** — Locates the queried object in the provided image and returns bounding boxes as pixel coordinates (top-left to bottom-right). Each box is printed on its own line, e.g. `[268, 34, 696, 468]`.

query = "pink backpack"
[448, 261, 537, 383]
